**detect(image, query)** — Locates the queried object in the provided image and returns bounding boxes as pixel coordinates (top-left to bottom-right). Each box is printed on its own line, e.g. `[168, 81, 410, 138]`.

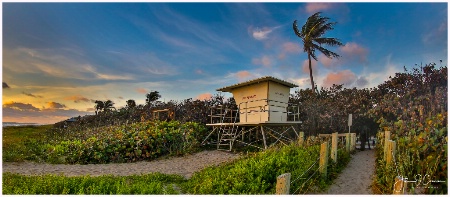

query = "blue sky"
[2, 2, 448, 124]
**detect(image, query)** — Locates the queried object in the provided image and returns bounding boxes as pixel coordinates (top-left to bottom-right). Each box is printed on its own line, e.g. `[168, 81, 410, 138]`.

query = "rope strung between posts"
[292, 165, 321, 195]
[290, 157, 320, 184]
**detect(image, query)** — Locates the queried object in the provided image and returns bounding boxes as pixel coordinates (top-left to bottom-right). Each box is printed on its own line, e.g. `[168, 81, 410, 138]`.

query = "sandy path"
[322, 149, 376, 194]
[2, 150, 241, 179]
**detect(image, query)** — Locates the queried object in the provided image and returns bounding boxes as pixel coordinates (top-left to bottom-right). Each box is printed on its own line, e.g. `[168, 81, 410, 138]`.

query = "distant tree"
[103, 100, 116, 111]
[94, 100, 104, 115]
[126, 99, 137, 109]
[293, 12, 343, 92]
[146, 91, 161, 105]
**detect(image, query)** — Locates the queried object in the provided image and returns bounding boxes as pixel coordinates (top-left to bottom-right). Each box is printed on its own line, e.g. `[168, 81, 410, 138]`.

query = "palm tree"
[293, 12, 344, 92]
[94, 100, 104, 115]
[146, 91, 161, 106]
[103, 100, 116, 111]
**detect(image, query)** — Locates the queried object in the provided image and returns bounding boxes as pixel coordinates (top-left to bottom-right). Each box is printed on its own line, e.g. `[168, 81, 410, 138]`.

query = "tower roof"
[217, 76, 298, 92]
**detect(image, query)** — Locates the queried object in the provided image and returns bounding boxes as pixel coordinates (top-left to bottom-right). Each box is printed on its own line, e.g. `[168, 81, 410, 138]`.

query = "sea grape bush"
[370, 64, 447, 194]
[65, 121, 207, 164]
[5, 121, 208, 164]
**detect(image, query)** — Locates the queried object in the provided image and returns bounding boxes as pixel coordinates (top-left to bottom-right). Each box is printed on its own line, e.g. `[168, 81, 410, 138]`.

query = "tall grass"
[2, 172, 185, 194]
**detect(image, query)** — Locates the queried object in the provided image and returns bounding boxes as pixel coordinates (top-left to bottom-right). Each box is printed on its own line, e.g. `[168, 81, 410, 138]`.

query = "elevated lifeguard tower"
[203, 76, 302, 151]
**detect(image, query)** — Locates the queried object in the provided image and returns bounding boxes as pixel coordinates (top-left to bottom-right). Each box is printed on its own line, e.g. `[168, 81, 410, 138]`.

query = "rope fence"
[276, 132, 356, 194]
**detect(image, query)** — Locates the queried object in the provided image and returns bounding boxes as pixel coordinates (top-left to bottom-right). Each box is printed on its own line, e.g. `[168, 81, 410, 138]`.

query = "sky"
[2, 2, 448, 124]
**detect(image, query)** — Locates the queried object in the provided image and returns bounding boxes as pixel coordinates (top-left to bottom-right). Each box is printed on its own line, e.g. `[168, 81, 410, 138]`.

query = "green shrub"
[2, 172, 185, 194]
[183, 143, 326, 194]
[65, 120, 207, 164]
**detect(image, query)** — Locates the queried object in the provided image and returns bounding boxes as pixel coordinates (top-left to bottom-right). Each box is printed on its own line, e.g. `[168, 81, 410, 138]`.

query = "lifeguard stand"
[203, 76, 302, 151]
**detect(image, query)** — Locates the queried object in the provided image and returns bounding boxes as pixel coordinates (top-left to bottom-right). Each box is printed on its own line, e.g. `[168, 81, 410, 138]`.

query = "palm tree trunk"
[307, 52, 315, 91]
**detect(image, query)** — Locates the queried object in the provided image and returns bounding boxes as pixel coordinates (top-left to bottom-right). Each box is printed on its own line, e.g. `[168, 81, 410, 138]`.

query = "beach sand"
[321, 148, 376, 194]
[3, 148, 377, 194]
[2, 150, 241, 179]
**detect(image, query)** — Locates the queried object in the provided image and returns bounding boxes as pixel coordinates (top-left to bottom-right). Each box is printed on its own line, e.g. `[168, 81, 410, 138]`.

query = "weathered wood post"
[351, 133, 356, 152]
[298, 132, 304, 146]
[345, 133, 351, 152]
[319, 141, 329, 178]
[386, 140, 396, 165]
[276, 173, 291, 194]
[393, 176, 405, 194]
[331, 132, 338, 163]
[384, 130, 391, 160]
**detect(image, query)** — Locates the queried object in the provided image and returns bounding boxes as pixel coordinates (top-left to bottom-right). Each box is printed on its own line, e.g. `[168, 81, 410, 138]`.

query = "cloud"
[22, 91, 43, 98]
[318, 54, 337, 68]
[136, 88, 148, 94]
[3, 101, 40, 112]
[322, 70, 357, 88]
[355, 76, 369, 88]
[46, 102, 66, 109]
[64, 95, 92, 103]
[195, 69, 204, 75]
[3, 101, 92, 124]
[196, 93, 212, 101]
[305, 3, 334, 14]
[3, 82, 10, 89]
[248, 26, 280, 40]
[4, 47, 134, 81]
[339, 42, 368, 63]
[364, 54, 402, 88]
[422, 22, 447, 45]
[282, 42, 301, 53]
[252, 55, 272, 68]
[83, 64, 133, 80]
[235, 70, 255, 81]
[279, 42, 301, 60]
[316, 42, 368, 69]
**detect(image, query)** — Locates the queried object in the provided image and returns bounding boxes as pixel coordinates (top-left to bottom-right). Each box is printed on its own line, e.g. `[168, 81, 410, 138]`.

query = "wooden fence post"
[384, 130, 391, 160]
[386, 140, 396, 165]
[345, 133, 351, 152]
[276, 173, 291, 194]
[331, 132, 338, 163]
[351, 133, 356, 152]
[298, 132, 304, 146]
[393, 176, 405, 194]
[319, 141, 329, 178]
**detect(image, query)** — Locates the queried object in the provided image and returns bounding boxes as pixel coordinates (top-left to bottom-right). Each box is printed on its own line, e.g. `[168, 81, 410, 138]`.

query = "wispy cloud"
[315, 42, 368, 69]
[322, 70, 357, 88]
[46, 101, 67, 109]
[83, 64, 133, 80]
[140, 4, 243, 53]
[196, 93, 212, 100]
[248, 26, 281, 41]
[136, 88, 148, 94]
[22, 91, 43, 98]
[252, 55, 273, 68]
[279, 42, 301, 60]
[64, 95, 93, 103]
[234, 70, 255, 82]
[3, 82, 10, 89]
[339, 42, 368, 63]
[422, 22, 447, 45]
[305, 3, 335, 14]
